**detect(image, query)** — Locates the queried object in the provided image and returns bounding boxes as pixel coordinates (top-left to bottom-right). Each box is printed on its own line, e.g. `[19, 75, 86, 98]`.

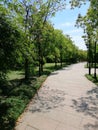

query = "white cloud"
[66, 4, 71, 10]
[72, 35, 83, 42]
[63, 30, 87, 50]
[53, 23, 86, 50]
[71, 35, 87, 50]
[53, 22, 74, 29]
[64, 28, 83, 34]
[60, 22, 74, 27]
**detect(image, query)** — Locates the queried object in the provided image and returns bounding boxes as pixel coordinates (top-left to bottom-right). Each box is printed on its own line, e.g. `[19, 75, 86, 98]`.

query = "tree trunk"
[25, 58, 29, 79]
[60, 53, 62, 67]
[88, 48, 91, 75]
[55, 56, 57, 68]
[41, 63, 43, 73]
[94, 41, 97, 79]
[38, 39, 41, 76]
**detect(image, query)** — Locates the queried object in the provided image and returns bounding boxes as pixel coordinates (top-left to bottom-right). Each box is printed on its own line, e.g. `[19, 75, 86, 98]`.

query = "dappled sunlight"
[72, 96, 98, 119]
[84, 122, 98, 130]
[28, 86, 66, 113]
[71, 86, 98, 129]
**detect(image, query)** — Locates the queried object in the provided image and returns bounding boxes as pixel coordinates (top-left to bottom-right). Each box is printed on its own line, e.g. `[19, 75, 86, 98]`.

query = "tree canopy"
[0, 0, 87, 79]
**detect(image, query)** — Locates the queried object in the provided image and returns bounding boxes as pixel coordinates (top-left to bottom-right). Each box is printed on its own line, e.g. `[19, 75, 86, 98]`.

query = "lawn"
[85, 63, 98, 68]
[7, 71, 24, 80]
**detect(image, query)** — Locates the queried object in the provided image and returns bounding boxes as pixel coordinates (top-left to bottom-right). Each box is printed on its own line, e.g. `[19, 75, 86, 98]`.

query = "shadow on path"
[84, 122, 98, 130]
[71, 86, 98, 130]
[28, 86, 66, 113]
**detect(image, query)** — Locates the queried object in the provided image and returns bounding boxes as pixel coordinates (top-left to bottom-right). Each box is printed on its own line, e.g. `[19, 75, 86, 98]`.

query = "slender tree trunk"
[40, 42, 43, 74]
[41, 63, 43, 73]
[88, 43, 91, 75]
[38, 38, 41, 76]
[24, 6, 30, 79]
[88, 64, 91, 75]
[25, 58, 29, 79]
[60, 53, 62, 67]
[38, 54, 41, 76]
[55, 56, 57, 68]
[94, 41, 97, 79]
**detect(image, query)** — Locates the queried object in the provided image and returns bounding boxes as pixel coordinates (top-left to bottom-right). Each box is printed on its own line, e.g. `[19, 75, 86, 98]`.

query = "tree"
[31, 0, 66, 76]
[75, 0, 98, 77]
[3, 0, 67, 76]
[0, 11, 20, 80]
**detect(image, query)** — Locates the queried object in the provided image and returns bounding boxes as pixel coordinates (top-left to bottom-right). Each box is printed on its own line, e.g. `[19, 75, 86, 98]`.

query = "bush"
[86, 74, 98, 86]
[0, 97, 25, 130]
[9, 84, 35, 99]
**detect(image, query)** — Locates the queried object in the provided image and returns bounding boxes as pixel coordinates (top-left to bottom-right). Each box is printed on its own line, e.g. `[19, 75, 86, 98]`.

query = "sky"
[50, 2, 90, 50]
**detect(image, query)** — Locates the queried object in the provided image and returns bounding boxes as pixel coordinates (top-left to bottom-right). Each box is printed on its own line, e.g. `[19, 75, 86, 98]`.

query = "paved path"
[15, 62, 98, 130]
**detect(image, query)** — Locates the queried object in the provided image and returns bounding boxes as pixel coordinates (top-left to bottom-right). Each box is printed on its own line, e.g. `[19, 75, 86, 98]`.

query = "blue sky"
[50, 2, 90, 50]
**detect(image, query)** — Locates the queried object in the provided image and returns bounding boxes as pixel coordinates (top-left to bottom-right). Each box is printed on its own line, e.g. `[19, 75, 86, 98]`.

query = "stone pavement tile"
[27, 115, 59, 130]
[42, 109, 82, 128]
[80, 117, 98, 130]
[65, 88, 85, 97]
[63, 94, 79, 106]
[25, 125, 39, 130]
[57, 106, 85, 119]
[15, 122, 27, 130]
[16, 111, 40, 124]
[18, 112, 32, 123]
[15, 112, 43, 130]
[55, 123, 80, 130]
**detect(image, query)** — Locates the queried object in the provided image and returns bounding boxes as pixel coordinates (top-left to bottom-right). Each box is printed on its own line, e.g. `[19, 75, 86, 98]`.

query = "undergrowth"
[0, 63, 65, 130]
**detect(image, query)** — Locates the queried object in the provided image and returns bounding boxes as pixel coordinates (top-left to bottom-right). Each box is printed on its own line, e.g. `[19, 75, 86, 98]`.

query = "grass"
[0, 62, 66, 130]
[85, 63, 98, 68]
[85, 74, 98, 86]
[0, 75, 47, 130]
[33, 62, 67, 76]
[7, 70, 24, 80]
[43, 62, 67, 74]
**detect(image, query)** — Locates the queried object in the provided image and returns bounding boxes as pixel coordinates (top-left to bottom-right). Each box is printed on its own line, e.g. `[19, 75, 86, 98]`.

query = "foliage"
[75, 0, 98, 76]
[69, 0, 87, 8]
[0, 13, 21, 78]
[78, 50, 87, 61]
[0, 0, 86, 78]
[86, 74, 98, 86]
[0, 97, 25, 130]
[0, 62, 67, 130]
[0, 75, 47, 130]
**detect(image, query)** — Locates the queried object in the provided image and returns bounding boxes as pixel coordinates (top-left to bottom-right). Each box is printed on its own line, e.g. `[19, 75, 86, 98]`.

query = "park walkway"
[15, 62, 98, 130]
